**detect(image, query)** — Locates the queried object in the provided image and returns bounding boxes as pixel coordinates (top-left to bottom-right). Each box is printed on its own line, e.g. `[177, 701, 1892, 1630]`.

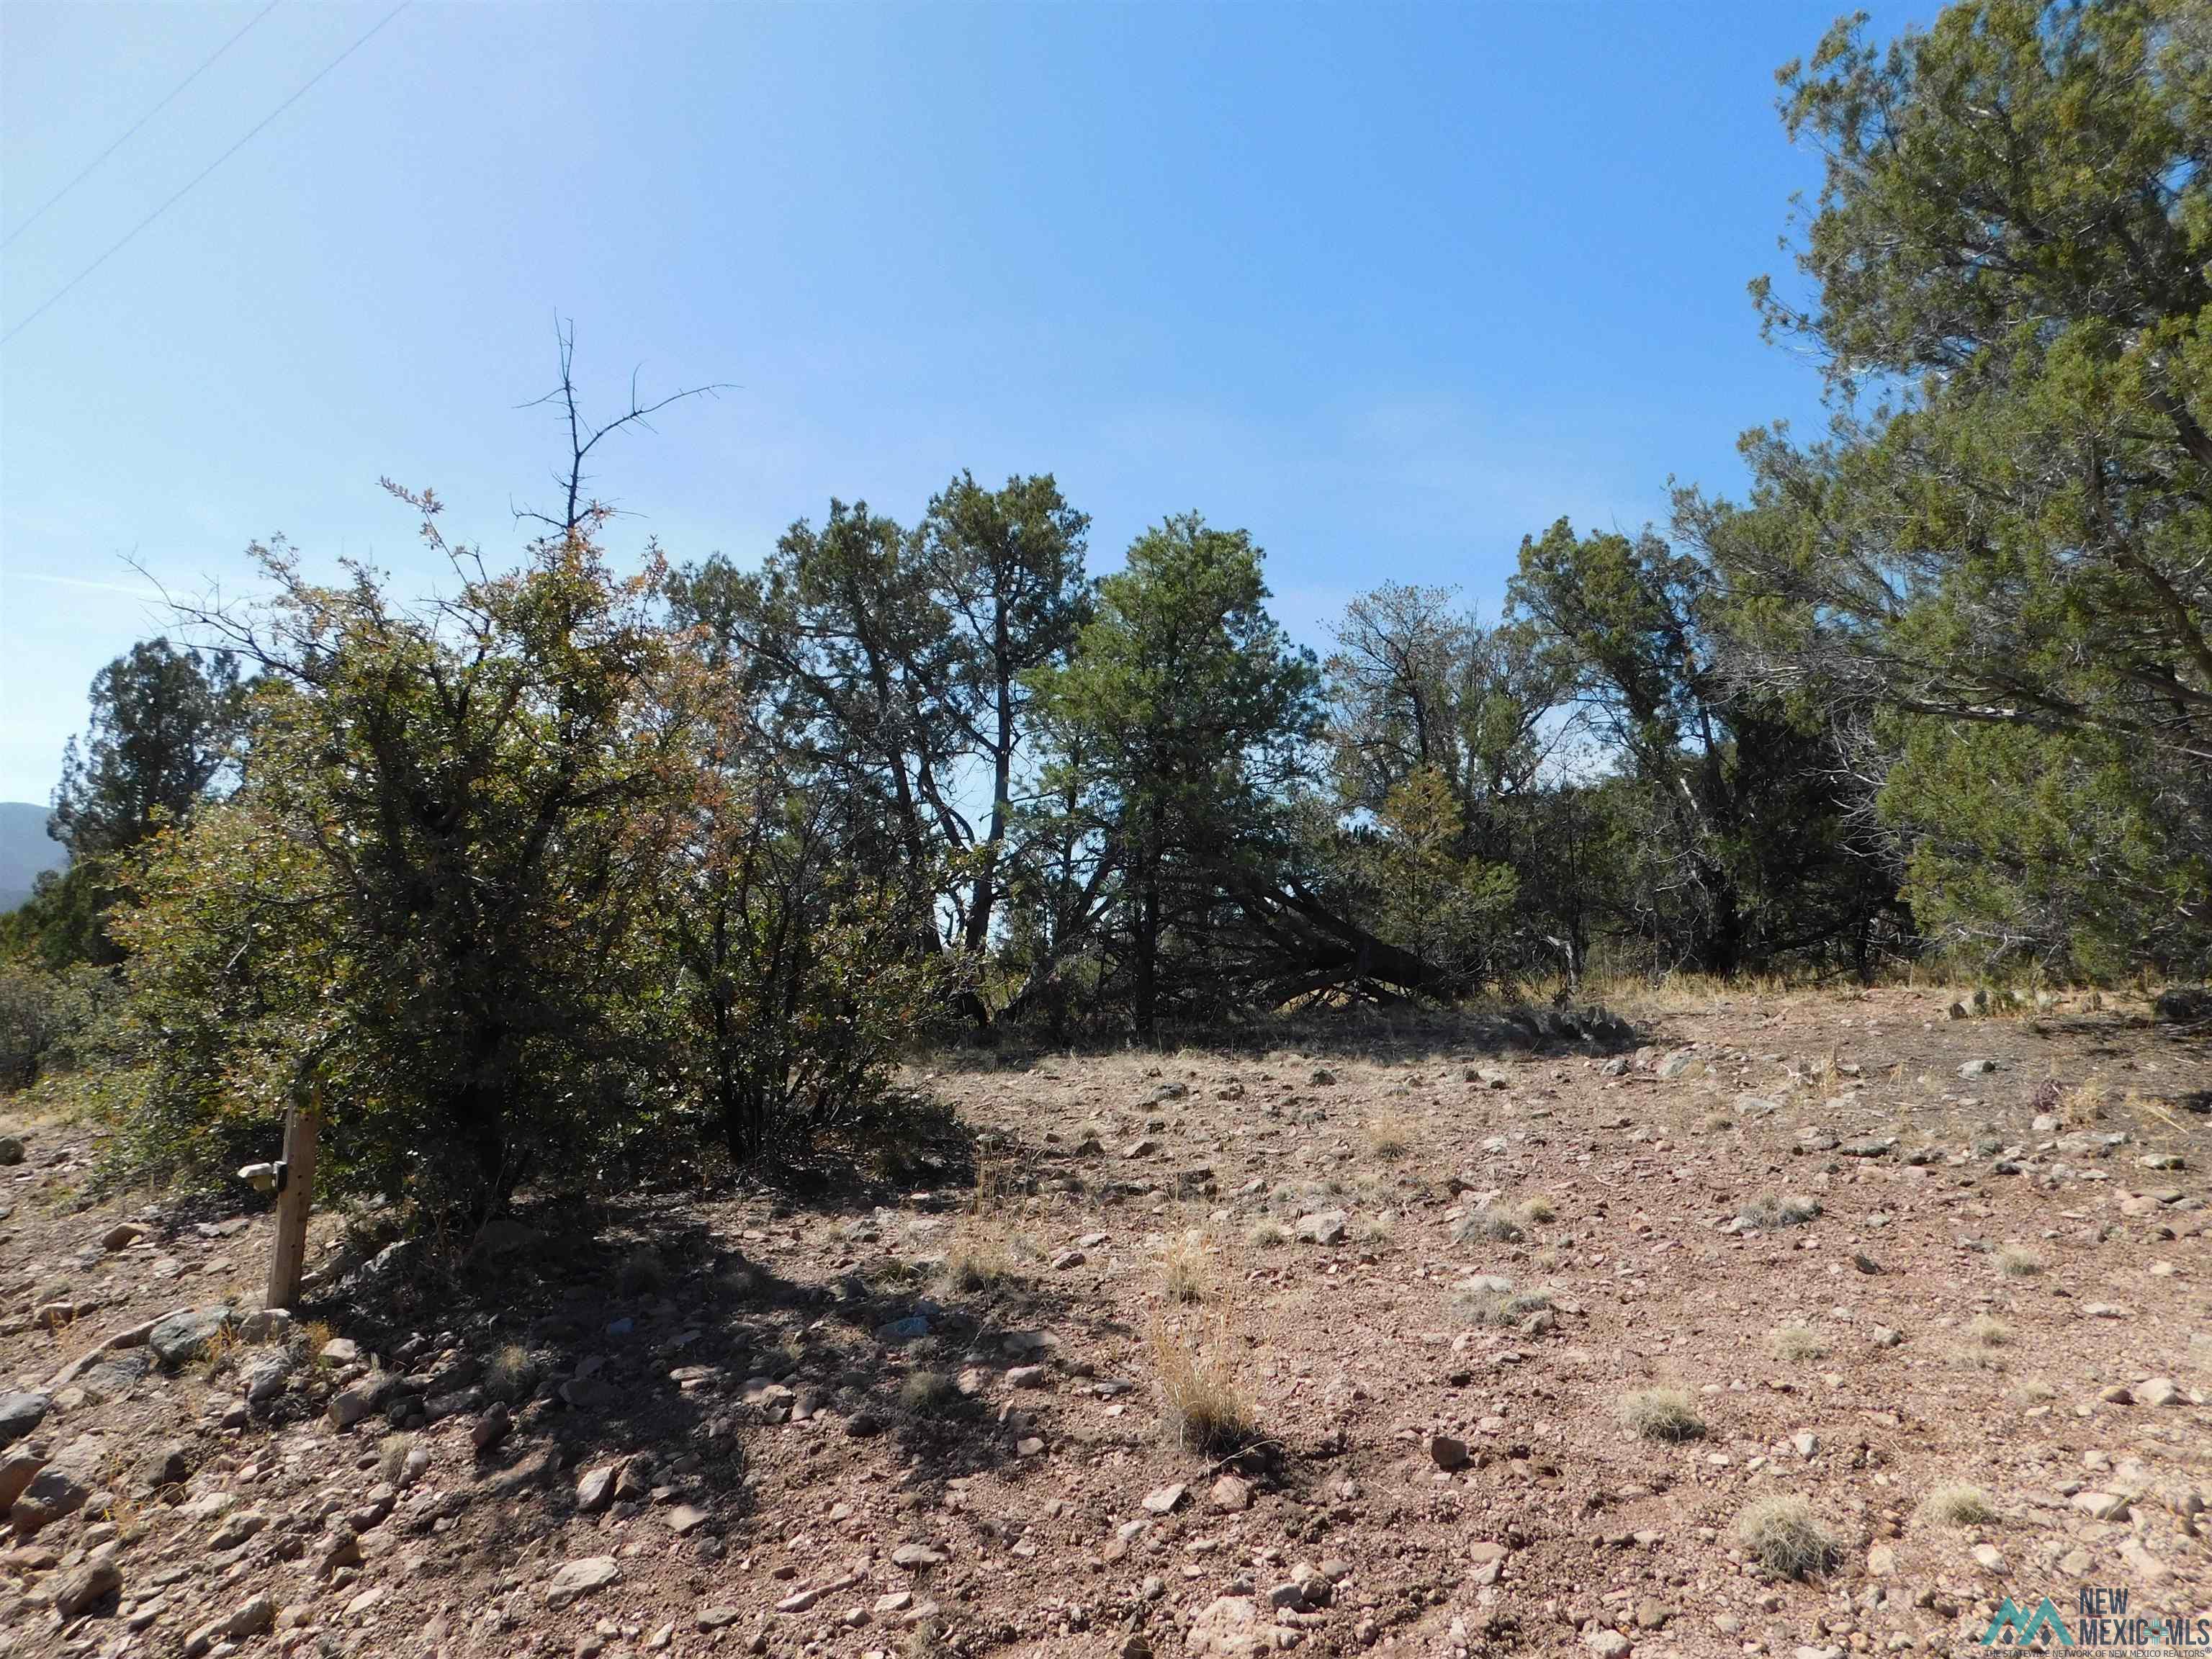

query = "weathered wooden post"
[264, 1074, 321, 1312]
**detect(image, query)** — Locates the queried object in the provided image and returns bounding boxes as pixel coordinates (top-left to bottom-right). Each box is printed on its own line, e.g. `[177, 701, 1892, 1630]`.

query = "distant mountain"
[0, 802, 66, 914]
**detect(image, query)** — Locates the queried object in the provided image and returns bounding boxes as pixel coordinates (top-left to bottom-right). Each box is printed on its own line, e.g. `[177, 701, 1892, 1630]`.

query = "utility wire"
[3, 0, 288, 251]
[1, 1, 409, 349]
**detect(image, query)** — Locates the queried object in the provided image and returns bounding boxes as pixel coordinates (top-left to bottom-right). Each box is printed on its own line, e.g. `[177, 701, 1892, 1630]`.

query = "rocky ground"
[1, 986, 2208, 1659]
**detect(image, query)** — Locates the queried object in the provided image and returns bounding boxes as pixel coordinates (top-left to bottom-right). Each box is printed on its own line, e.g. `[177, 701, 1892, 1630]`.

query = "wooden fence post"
[265, 1077, 321, 1312]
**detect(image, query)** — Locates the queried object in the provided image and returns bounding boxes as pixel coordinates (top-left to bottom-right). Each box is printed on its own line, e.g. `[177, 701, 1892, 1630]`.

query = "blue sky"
[0, 0, 1883, 806]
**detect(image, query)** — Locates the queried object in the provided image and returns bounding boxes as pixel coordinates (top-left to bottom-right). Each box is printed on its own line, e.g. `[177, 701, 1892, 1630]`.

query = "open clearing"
[3, 986, 2208, 1658]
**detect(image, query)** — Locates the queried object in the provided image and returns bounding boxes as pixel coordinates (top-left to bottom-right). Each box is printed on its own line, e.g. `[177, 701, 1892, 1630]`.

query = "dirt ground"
[2, 986, 2208, 1659]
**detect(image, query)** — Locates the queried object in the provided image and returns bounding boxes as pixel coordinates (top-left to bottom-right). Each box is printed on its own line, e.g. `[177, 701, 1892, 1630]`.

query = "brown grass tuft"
[1148, 1308, 1257, 1457]
[1732, 1496, 1839, 1579]
[1619, 1387, 1705, 1442]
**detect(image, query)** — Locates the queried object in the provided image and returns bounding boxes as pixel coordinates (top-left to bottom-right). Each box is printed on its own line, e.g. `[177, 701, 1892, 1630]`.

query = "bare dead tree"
[516, 318, 730, 536]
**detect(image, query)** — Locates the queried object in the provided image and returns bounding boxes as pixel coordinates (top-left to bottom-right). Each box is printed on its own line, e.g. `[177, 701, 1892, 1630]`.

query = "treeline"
[2, 0, 2206, 1224]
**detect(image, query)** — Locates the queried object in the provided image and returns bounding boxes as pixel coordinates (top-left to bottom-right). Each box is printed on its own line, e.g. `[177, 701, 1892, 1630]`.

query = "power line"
[1, 1, 410, 349]
[2, 0, 289, 251]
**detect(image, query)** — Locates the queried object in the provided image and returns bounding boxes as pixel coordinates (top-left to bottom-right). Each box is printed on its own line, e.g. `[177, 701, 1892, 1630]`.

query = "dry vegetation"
[0, 984, 2206, 1658]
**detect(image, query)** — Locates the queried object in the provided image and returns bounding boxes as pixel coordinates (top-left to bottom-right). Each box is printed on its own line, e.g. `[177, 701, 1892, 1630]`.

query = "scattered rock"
[1185, 1593, 1265, 1655]
[1294, 1210, 1348, 1246]
[544, 1555, 621, 1608]
[1427, 1433, 1469, 1471]
[1142, 1482, 1187, 1515]
[147, 1307, 231, 1369]
[51, 1550, 122, 1619]
[0, 1390, 50, 1449]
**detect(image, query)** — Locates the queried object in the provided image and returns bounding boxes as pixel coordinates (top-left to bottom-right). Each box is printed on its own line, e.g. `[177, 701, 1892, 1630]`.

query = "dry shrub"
[1449, 1276, 1550, 1327]
[1737, 1192, 1821, 1230]
[615, 1247, 667, 1296]
[1161, 1231, 1212, 1304]
[1148, 1308, 1257, 1456]
[1244, 1218, 1289, 1249]
[1732, 1496, 1839, 1579]
[1766, 1323, 1827, 1362]
[485, 1342, 537, 1403]
[939, 1229, 1021, 1293]
[1619, 1387, 1705, 1442]
[899, 1370, 958, 1413]
[1362, 1110, 1416, 1161]
[378, 1432, 415, 1485]
[1918, 1484, 1995, 1528]
[1454, 1206, 1525, 1244]
[1995, 1246, 2043, 1278]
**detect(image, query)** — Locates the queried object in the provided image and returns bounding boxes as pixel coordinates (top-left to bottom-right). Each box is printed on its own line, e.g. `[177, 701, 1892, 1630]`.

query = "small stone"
[225, 1593, 276, 1638]
[1959, 1059, 1999, 1077]
[0, 1390, 50, 1449]
[575, 1464, 616, 1513]
[1208, 1473, 1251, 1511]
[665, 1503, 709, 1536]
[1428, 1434, 1470, 1470]
[52, 1552, 122, 1619]
[1294, 1210, 1348, 1245]
[2071, 1491, 2130, 1521]
[545, 1555, 621, 1608]
[1583, 1630, 1632, 1658]
[891, 1542, 946, 1569]
[320, 1337, 360, 1365]
[1971, 1543, 2006, 1573]
[2136, 1377, 2182, 1407]
[1141, 1482, 1186, 1514]
[1185, 1594, 1263, 1655]
[470, 1401, 512, 1451]
[696, 1606, 740, 1632]
[148, 1307, 231, 1368]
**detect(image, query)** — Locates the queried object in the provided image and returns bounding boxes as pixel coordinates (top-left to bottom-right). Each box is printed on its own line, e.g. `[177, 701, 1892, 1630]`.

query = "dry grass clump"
[1619, 1387, 1705, 1442]
[1766, 1323, 1828, 1362]
[192, 1320, 243, 1379]
[1160, 1231, 1213, 1304]
[615, 1247, 667, 1296]
[1737, 1192, 1822, 1230]
[301, 1319, 336, 1370]
[1149, 1308, 1258, 1456]
[1362, 1110, 1417, 1161]
[1455, 1206, 1525, 1244]
[1995, 1246, 2044, 1277]
[1448, 1276, 1551, 1327]
[1244, 1218, 1289, 1249]
[1453, 1194, 1553, 1244]
[899, 1370, 958, 1413]
[1967, 1313, 2012, 1346]
[1918, 1484, 1996, 1528]
[938, 1231, 1022, 1293]
[1352, 1210, 1396, 1244]
[1732, 1496, 1840, 1579]
[485, 1342, 537, 1403]
[377, 1432, 415, 1485]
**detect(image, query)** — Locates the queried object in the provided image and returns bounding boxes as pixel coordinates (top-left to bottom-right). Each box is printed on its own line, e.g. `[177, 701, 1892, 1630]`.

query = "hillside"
[0, 801, 63, 913]
[0, 987, 2205, 1654]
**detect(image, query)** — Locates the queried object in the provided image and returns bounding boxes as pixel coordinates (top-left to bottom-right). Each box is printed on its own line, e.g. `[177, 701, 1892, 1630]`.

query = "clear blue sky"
[0, 0, 1887, 808]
